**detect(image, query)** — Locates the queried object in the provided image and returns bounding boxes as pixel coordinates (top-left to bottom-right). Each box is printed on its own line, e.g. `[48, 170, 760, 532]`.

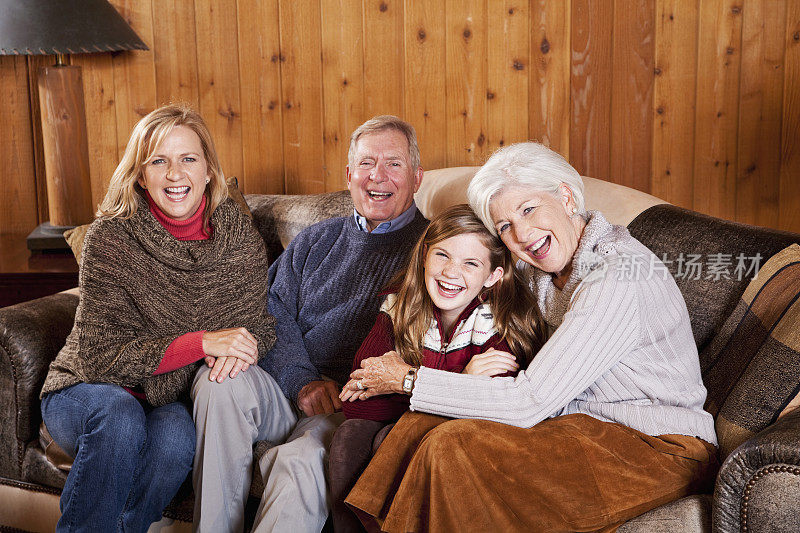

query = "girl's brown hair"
[389, 204, 545, 367]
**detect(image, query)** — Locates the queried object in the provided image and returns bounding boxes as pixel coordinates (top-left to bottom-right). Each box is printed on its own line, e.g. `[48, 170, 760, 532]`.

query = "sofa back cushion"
[247, 167, 667, 258]
[628, 204, 799, 354]
[415, 167, 666, 227]
[700, 244, 800, 458]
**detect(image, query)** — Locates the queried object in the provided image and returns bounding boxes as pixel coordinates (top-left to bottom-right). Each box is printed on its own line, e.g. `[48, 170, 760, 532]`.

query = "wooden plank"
[570, 0, 613, 179]
[109, 0, 157, 156]
[70, 53, 117, 210]
[237, 0, 285, 194]
[736, 0, 785, 228]
[321, 0, 364, 190]
[780, 4, 800, 232]
[0, 56, 38, 234]
[279, 0, 325, 194]
[404, 0, 447, 171]
[363, 0, 404, 118]
[486, 0, 530, 154]
[693, 0, 743, 220]
[26, 55, 53, 223]
[652, 0, 698, 209]
[194, 0, 244, 184]
[152, 0, 199, 108]
[530, 0, 570, 158]
[445, 0, 488, 166]
[37, 65, 94, 226]
[610, 0, 655, 191]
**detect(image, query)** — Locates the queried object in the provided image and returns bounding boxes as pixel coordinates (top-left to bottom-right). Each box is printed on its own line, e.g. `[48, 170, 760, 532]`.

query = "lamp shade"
[0, 0, 148, 55]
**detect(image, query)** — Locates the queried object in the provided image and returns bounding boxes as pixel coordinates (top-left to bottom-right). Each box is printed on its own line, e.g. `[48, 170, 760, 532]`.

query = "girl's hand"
[202, 328, 258, 365]
[345, 350, 412, 398]
[463, 348, 519, 376]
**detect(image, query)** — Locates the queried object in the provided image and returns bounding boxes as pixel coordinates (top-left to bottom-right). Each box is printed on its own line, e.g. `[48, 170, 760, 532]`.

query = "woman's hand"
[341, 350, 412, 400]
[463, 348, 519, 376]
[207, 355, 250, 382]
[203, 328, 258, 382]
[340, 378, 366, 402]
[203, 328, 257, 362]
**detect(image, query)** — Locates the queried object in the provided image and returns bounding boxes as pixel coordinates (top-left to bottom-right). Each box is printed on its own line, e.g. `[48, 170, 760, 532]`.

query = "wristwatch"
[402, 367, 418, 395]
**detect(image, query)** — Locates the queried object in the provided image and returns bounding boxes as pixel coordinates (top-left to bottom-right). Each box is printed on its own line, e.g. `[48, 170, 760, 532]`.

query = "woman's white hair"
[467, 142, 585, 235]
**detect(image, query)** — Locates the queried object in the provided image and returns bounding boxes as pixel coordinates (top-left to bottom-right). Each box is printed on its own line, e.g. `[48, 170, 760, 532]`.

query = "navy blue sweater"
[260, 211, 428, 401]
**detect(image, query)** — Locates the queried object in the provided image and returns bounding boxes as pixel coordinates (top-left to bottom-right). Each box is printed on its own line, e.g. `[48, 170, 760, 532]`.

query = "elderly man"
[191, 115, 428, 532]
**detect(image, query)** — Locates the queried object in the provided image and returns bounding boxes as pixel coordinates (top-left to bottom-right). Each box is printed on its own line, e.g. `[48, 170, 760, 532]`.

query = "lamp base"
[26, 222, 74, 252]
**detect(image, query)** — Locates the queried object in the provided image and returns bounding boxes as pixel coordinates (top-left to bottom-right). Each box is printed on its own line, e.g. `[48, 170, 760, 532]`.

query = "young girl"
[330, 204, 544, 531]
[340, 203, 543, 419]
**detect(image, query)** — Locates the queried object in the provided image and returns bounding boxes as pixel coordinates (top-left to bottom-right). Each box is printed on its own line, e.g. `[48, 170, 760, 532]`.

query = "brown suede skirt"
[346, 412, 718, 533]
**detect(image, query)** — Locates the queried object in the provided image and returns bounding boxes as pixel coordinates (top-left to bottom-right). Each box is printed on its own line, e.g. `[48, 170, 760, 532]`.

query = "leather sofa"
[1, 167, 798, 532]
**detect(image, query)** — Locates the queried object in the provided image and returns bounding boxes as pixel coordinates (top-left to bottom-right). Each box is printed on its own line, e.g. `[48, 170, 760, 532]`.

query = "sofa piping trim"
[0, 476, 61, 496]
[0, 340, 26, 477]
[740, 464, 800, 532]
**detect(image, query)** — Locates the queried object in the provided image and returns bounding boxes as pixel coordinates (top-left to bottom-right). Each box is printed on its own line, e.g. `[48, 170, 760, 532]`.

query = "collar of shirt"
[353, 201, 418, 234]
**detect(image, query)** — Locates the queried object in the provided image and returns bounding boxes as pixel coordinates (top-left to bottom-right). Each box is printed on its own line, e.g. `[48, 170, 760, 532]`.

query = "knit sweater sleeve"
[342, 312, 411, 422]
[409, 269, 640, 427]
[154, 331, 206, 375]
[261, 237, 323, 401]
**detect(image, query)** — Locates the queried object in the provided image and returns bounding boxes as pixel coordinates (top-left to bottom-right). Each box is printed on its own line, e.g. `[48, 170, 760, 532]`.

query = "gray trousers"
[191, 365, 344, 533]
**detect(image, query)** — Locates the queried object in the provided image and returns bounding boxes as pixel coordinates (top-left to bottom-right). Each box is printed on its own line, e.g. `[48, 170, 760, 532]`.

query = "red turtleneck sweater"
[146, 192, 209, 375]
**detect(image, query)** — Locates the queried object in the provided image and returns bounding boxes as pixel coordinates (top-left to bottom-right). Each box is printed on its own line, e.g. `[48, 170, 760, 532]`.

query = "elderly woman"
[342, 142, 718, 532]
[39, 104, 273, 532]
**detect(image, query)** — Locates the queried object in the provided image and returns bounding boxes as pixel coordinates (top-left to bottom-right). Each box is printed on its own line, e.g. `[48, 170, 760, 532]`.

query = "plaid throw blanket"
[701, 244, 800, 458]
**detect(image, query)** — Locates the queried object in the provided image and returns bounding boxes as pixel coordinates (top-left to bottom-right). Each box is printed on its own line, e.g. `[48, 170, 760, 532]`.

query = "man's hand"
[297, 380, 343, 417]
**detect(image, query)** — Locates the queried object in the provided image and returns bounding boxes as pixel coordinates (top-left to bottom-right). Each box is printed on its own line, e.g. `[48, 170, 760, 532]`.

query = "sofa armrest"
[713, 408, 800, 532]
[0, 292, 79, 480]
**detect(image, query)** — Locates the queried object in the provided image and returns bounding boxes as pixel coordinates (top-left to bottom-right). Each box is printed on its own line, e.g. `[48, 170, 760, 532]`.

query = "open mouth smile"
[436, 280, 465, 297]
[164, 186, 190, 201]
[527, 235, 551, 259]
[367, 191, 393, 200]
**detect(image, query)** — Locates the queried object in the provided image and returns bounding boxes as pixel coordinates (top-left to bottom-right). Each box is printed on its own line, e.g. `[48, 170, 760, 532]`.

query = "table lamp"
[0, 0, 148, 250]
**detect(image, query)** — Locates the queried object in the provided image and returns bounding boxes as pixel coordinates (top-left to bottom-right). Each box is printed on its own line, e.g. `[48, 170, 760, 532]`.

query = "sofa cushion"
[700, 244, 800, 458]
[245, 190, 353, 262]
[628, 205, 799, 353]
[414, 166, 665, 227]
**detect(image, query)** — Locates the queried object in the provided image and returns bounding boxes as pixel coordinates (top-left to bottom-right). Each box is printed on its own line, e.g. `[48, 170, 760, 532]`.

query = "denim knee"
[147, 403, 196, 475]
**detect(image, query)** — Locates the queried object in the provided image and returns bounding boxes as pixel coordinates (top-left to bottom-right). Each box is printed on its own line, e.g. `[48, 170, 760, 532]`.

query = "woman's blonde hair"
[97, 104, 227, 231]
[389, 204, 544, 367]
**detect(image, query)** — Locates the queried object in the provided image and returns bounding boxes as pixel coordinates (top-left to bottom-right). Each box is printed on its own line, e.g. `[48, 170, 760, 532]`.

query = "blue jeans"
[41, 383, 195, 533]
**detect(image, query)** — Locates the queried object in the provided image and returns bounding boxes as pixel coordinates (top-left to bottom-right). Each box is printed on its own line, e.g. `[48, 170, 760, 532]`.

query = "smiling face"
[137, 125, 210, 221]
[489, 184, 584, 286]
[423, 233, 504, 331]
[346, 129, 423, 231]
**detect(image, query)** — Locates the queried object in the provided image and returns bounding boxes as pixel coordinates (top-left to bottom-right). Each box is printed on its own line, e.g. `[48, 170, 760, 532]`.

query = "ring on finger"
[356, 380, 365, 390]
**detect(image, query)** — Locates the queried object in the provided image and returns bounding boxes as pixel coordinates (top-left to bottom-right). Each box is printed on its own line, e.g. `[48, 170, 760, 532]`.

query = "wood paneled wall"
[1, 0, 798, 235]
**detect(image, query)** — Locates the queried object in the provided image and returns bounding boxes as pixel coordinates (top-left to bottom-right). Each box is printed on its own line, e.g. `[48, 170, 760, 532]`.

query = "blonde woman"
[40, 104, 274, 532]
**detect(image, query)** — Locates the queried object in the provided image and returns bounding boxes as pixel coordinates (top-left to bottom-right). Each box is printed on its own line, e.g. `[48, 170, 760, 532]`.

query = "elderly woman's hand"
[341, 351, 413, 400]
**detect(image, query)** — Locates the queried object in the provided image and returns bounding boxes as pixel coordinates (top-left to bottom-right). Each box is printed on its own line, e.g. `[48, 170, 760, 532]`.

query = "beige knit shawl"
[41, 196, 275, 407]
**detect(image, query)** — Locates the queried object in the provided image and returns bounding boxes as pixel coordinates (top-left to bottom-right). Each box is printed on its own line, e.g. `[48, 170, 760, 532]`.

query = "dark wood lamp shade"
[0, 0, 147, 246]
